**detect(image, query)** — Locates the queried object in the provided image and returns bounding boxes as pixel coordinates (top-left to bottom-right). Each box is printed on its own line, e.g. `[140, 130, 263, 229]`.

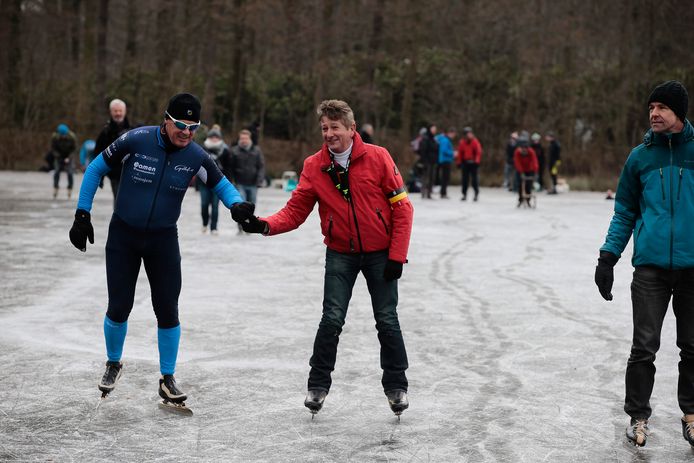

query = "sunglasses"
[165, 111, 200, 132]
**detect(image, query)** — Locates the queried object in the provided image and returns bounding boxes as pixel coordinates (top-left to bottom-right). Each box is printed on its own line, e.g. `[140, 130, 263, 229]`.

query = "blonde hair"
[317, 100, 355, 128]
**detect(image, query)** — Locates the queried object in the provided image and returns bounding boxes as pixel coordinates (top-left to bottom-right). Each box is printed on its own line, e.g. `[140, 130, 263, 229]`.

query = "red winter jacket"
[513, 147, 539, 174]
[262, 133, 414, 263]
[456, 137, 482, 165]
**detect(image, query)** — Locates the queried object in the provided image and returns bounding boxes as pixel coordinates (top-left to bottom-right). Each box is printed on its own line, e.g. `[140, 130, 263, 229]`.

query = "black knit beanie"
[648, 80, 688, 122]
[166, 93, 201, 121]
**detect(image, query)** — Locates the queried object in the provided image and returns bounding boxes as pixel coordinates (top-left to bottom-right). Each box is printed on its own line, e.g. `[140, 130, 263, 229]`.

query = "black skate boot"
[682, 415, 694, 447]
[386, 389, 409, 417]
[626, 418, 649, 447]
[304, 389, 328, 416]
[98, 361, 123, 396]
[158, 375, 192, 415]
[158, 375, 187, 403]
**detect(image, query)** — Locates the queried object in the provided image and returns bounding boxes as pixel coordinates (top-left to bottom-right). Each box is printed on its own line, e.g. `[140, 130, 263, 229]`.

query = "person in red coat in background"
[234, 99, 414, 418]
[456, 126, 483, 201]
[513, 131, 539, 207]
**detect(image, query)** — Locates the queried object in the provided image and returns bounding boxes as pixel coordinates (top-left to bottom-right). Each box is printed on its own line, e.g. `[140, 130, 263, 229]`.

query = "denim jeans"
[53, 157, 74, 189]
[237, 184, 258, 203]
[308, 248, 409, 392]
[236, 185, 257, 231]
[625, 266, 694, 418]
[199, 183, 219, 230]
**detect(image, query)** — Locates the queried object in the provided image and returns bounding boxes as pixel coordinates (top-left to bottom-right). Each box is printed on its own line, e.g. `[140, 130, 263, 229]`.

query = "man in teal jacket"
[595, 80, 694, 448]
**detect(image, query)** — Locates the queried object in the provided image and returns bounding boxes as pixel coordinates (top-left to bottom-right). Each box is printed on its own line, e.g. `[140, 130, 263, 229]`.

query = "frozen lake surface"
[0, 171, 690, 462]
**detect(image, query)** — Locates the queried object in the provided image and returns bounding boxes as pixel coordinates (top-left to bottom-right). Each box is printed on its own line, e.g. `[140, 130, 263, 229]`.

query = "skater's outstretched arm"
[261, 158, 319, 235]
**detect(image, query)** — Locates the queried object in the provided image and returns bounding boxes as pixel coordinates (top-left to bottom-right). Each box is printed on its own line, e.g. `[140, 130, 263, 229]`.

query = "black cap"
[648, 80, 688, 122]
[166, 93, 201, 122]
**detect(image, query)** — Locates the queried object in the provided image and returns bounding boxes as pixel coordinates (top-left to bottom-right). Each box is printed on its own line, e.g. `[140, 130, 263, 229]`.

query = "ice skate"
[385, 389, 409, 419]
[158, 375, 192, 415]
[53, 188, 58, 199]
[625, 418, 648, 447]
[304, 389, 328, 417]
[682, 415, 694, 447]
[98, 361, 123, 397]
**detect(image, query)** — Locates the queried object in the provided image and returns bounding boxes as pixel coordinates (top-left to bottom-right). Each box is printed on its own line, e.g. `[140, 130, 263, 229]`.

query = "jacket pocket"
[376, 208, 389, 235]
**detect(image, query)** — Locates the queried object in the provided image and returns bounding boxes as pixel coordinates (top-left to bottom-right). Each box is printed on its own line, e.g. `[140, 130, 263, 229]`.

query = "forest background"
[1, 0, 692, 190]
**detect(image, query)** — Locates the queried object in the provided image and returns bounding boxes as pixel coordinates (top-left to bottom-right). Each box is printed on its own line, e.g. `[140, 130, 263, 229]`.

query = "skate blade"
[159, 400, 193, 416]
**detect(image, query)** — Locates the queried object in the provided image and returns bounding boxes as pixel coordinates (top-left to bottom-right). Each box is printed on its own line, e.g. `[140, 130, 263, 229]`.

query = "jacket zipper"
[669, 137, 674, 269]
[376, 208, 389, 235]
[348, 197, 363, 253]
[328, 215, 333, 243]
[677, 167, 683, 201]
[659, 168, 665, 200]
[146, 157, 169, 229]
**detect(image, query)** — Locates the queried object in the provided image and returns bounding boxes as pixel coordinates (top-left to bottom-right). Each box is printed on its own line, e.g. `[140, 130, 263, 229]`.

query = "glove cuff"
[598, 250, 618, 267]
[75, 209, 91, 221]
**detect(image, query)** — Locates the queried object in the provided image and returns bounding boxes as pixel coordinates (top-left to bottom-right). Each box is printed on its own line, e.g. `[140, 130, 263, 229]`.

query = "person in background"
[221, 129, 266, 233]
[79, 139, 96, 171]
[245, 120, 261, 146]
[513, 132, 538, 207]
[457, 126, 483, 201]
[504, 131, 518, 191]
[200, 125, 230, 235]
[530, 132, 545, 191]
[546, 131, 561, 194]
[51, 123, 77, 199]
[418, 124, 439, 199]
[359, 123, 375, 144]
[435, 127, 456, 199]
[94, 99, 132, 202]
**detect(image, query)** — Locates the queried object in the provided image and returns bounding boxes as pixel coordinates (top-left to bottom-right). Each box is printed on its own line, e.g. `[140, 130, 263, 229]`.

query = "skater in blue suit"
[69, 93, 255, 406]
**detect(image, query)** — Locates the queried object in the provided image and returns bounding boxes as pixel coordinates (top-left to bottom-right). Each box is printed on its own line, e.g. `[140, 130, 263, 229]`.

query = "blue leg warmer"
[158, 325, 181, 375]
[103, 315, 128, 362]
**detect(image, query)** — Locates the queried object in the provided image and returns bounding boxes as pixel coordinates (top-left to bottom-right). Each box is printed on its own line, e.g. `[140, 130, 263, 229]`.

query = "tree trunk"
[95, 0, 109, 115]
[229, 0, 246, 134]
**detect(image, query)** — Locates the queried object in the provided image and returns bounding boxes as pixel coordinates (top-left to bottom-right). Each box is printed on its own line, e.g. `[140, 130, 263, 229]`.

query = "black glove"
[242, 216, 269, 234]
[230, 201, 256, 224]
[69, 209, 94, 252]
[383, 259, 403, 281]
[594, 251, 618, 301]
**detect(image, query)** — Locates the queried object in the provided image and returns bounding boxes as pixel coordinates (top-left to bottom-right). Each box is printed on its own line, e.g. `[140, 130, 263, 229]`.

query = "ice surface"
[0, 171, 689, 461]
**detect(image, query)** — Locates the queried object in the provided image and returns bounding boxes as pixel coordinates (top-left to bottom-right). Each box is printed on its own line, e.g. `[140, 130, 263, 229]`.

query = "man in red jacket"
[236, 99, 414, 417]
[456, 126, 483, 201]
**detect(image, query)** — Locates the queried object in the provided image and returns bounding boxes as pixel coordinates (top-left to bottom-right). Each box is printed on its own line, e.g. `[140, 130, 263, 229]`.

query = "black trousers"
[461, 162, 479, 197]
[439, 163, 451, 197]
[625, 266, 694, 419]
[105, 215, 181, 329]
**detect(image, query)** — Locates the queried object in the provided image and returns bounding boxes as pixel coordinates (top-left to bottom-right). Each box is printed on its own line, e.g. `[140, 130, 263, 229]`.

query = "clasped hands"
[230, 202, 268, 234]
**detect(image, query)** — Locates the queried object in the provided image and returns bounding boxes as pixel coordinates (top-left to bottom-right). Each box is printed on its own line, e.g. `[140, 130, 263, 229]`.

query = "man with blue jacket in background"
[69, 93, 253, 408]
[595, 80, 694, 448]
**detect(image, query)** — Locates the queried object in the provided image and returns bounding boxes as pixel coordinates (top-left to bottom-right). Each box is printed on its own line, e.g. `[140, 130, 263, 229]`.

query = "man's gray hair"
[109, 98, 126, 110]
[317, 100, 355, 128]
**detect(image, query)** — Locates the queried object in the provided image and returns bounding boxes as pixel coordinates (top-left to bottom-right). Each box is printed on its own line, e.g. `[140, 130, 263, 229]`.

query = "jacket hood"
[643, 119, 694, 146]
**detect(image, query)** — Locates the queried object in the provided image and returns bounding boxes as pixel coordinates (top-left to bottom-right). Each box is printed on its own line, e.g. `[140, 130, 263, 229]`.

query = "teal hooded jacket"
[601, 119, 694, 269]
